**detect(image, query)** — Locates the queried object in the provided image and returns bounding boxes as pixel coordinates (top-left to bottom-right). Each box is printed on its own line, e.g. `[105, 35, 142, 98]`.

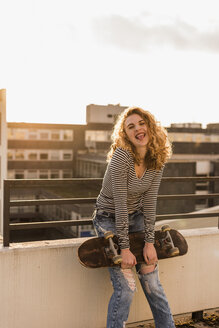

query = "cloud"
[92, 15, 219, 53]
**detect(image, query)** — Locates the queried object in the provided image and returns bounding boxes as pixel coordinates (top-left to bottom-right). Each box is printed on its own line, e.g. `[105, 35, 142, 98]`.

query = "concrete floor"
[127, 309, 219, 328]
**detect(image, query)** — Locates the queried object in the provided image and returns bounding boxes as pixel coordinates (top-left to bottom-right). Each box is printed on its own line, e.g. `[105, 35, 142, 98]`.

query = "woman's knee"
[139, 263, 156, 275]
[121, 268, 136, 292]
[138, 264, 162, 296]
[110, 267, 137, 295]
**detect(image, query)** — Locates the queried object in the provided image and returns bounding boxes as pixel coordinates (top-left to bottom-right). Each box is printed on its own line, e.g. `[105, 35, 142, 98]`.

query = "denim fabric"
[93, 210, 175, 328]
[138, 266, 175, 328]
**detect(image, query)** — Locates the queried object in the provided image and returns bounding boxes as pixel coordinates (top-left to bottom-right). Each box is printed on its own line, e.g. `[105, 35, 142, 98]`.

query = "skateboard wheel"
[168, 247, 180, 257]
[161, 224, 171, 232]
[104, 231, 114, 240]
[113, 255, 122, 265]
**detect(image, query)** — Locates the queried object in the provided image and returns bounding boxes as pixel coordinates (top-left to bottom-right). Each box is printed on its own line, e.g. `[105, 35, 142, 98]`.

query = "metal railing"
[3, 177, 219, 247]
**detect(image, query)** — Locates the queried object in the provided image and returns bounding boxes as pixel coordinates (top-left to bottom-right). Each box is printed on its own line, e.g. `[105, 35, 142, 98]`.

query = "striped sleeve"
[142, 166, 164, 243]
[109, 148, 130, 249]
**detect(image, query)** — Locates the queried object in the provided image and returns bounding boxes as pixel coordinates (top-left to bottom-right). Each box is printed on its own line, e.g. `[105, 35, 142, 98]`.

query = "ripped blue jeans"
[93, 209, 175, 328]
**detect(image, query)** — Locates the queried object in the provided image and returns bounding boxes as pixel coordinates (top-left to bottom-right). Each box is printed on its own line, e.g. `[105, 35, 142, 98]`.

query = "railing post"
[3, 180, 10, 247]
[192, 310, 204, 320]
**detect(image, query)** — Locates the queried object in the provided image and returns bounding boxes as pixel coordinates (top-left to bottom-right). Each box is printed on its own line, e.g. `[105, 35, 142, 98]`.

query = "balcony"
[0, 177, 219, 328]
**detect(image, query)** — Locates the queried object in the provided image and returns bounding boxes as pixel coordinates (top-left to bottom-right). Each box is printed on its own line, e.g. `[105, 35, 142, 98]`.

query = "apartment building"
[7, 122, 86, 179]
[7, 106, 219, 181]
[168, 122, 219, 173]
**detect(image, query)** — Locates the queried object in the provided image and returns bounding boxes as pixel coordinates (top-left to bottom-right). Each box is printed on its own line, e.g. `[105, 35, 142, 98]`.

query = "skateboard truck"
[104, 231, 122, 265]
[160, 225, 180, 257]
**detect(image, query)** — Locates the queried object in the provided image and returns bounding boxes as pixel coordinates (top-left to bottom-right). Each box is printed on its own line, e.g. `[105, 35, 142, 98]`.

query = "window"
[8, 128, 14, 139]
[63, 152, 72, 160]
[8, 170, 14, 179]
[15, 170, 25, 179]
[15, 150, 25, 160]
[28, 129, 38, 140]
[27, 170, 38, 179]
[51, 130, 60, 140]
[39, 170, 49, 179]
[40, 153, 48, 160]
[15, 129, 27, 139]
[40, 132, 49, 140]
[7, 151, 14, 160]
[50, 151, 60, 160]
[85, 130, 111, 142]
[63, 130, 73, 140]
[8, 128, 27, 139]
[28, 152, 37, 160]
[51, 170, 60, 179]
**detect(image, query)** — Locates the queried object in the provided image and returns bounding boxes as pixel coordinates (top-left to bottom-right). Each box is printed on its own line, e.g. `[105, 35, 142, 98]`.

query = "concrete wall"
[0, 227, 219, 328]
[86, 104, 127, 124]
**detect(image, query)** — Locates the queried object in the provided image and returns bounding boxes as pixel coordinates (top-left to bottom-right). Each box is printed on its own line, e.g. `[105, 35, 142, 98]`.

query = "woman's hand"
[143, 243, 158, 265]
[121, 249, 137, 269]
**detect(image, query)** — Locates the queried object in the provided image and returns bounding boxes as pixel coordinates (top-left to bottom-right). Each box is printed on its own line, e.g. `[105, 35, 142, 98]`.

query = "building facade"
[168, 122, 219, 176]
[7, 122, 86, 179]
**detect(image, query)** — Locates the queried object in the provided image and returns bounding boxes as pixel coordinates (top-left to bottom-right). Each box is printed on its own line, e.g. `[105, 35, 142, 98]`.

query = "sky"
[0, 0, 219, 127]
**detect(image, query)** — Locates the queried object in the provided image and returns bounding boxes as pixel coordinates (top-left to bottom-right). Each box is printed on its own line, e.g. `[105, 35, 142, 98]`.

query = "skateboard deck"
[78, 225, 188, 269]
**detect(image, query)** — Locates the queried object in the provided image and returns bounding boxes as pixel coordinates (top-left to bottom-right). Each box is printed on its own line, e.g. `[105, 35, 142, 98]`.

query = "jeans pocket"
[93, 214, 116, 237]
[93, 218, 102, 237]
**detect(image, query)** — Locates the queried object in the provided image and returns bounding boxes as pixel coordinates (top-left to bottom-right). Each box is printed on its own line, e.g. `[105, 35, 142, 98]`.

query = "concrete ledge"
[0, 236, 85, 251]
[0, 228, 219, 328]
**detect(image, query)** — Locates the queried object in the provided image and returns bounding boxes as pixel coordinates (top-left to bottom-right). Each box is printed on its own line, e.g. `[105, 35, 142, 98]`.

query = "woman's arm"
[142, 167, 164, 265]
[142, 167, 164, 244]
[110, 148, 131, 250]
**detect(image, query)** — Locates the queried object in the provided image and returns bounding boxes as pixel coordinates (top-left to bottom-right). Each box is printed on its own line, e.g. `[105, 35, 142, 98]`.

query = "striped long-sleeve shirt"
[96, 147, 164, 249]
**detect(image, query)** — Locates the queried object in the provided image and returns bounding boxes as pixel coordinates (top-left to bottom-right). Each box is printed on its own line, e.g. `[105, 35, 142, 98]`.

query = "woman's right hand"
[121, 249, 137, 269]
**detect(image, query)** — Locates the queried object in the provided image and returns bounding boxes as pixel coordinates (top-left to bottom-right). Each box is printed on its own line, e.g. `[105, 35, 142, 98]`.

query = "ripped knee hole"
[121, 269, 136, 292]
[140, 264, 156, 275]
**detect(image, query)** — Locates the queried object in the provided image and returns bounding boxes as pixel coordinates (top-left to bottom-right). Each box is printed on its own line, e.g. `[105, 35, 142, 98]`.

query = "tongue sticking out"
[136, 134, 145, 141]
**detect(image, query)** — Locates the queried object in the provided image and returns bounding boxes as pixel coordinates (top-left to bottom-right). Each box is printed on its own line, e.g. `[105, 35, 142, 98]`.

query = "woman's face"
[124, 113, 149, 149]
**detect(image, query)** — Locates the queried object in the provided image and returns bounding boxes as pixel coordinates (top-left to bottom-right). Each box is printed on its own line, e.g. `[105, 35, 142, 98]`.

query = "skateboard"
[78, 225, 188, 269]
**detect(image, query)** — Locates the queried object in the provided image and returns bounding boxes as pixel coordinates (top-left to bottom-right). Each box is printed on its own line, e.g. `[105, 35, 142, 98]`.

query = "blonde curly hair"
[107, 107, 172, 170]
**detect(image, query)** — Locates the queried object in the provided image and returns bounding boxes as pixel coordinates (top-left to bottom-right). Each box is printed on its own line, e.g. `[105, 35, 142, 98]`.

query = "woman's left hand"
[143, 242, 158, 265]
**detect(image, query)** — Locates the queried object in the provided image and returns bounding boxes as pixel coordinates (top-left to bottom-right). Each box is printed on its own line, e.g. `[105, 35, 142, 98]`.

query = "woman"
[93, 107, 175, 328]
